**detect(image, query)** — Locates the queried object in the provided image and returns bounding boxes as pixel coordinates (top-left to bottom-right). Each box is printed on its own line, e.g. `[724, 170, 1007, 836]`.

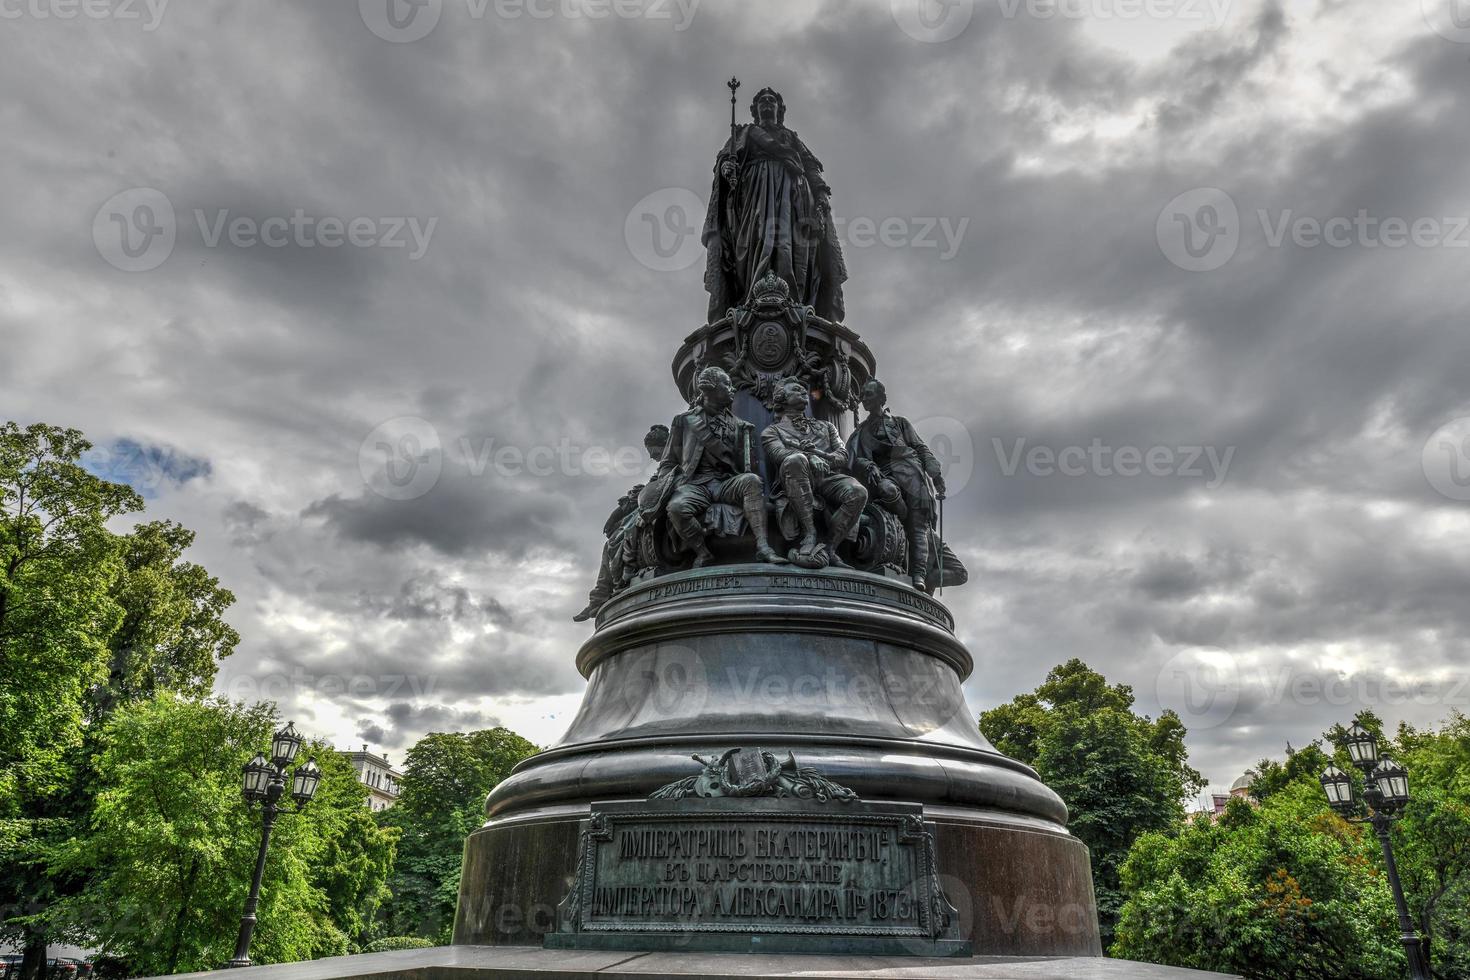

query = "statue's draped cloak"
[703, 123, 847, 324]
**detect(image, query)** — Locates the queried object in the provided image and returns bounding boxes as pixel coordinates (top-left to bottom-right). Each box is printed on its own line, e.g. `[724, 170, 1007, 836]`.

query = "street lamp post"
[1320, 719, 1431, 980]
[227, 722, 322, 969]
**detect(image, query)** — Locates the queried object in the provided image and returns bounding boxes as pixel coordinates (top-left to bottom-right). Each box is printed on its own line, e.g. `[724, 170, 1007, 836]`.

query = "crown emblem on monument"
[749, 269, 792, 306]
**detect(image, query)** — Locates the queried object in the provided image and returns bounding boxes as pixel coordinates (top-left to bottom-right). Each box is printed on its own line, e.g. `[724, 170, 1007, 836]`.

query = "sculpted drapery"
[702, 88, 847, 324]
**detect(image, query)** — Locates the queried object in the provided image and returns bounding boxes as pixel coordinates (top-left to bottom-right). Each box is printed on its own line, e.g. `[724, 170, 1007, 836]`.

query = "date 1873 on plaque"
[547, 797, 970, 956]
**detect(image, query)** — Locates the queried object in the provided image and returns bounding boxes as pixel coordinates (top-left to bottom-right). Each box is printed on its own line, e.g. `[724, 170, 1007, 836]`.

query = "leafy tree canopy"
[980, 659, 1205, 946]
[47, 695, 397, 975]
[1, 422, 237, 979]
[1116, 712, 1470, 980]
[377, 729, 539, 941]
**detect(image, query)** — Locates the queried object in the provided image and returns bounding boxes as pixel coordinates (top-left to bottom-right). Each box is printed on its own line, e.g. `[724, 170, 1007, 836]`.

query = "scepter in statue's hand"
[727, 76, 740, 143]
[723, 76, 741, 187]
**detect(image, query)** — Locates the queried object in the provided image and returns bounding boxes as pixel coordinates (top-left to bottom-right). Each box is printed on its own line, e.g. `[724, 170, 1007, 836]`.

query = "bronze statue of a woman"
[702, 87, 848, 324]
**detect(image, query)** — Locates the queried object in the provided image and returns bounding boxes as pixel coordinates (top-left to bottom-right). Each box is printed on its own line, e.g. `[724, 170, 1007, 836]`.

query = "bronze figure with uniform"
[761, 378, 867, 569]
[851, 379, 968, 593]
[572, 424, 670, 623]
[654, 366, 787, 568]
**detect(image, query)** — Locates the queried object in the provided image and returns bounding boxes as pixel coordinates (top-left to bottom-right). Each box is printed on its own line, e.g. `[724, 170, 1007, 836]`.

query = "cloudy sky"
[4, 0, 1470, 802]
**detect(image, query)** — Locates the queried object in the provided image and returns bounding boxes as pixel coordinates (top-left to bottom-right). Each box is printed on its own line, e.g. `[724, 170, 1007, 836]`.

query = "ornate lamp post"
[1319, 720, 1430, 980]
[227, 722, 322, 968]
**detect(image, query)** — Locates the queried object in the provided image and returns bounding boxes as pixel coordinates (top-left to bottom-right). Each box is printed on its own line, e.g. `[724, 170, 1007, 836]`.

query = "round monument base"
[454, 805, 1100, 955]
[452, 567, 1101, 957]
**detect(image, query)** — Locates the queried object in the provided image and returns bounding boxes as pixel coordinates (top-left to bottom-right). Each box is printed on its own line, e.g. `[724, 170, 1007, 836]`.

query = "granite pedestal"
[454, 566, 1102, 957]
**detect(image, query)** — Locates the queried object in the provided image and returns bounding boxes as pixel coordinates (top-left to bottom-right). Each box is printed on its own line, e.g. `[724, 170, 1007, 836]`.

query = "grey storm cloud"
[304, 473, 578, 559]
[357, 702, 506, 750]
[3, 0, 1469, 789]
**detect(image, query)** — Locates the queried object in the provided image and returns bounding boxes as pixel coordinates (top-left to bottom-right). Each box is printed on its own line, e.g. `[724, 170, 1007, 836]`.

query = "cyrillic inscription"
[558, 800, 949, 939]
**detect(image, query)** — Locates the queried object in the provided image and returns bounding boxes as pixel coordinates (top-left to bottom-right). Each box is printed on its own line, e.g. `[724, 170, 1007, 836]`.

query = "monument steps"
[160, 945, 1242, 980]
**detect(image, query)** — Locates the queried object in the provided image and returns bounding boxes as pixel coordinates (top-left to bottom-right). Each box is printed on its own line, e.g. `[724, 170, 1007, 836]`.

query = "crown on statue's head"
[750, 270, 791, 306]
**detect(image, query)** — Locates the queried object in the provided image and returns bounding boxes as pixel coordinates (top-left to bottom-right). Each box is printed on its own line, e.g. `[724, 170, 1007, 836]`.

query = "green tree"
[1391, 713, 1470, 978]
[309, 749, 401, 952]
[0, 423, 141, 980]
[45, 519, 246, 971]
[89, 519, 240, 721]
[377, 729, 538, 941]
[1115, 784, 1403, 978]
[979, 659, 1204, 946]
[1116, 714, 1470, 979]
[3, 420, 419, 972]
[48, 695, 398, 974]
[1246, 740, 1332, 804]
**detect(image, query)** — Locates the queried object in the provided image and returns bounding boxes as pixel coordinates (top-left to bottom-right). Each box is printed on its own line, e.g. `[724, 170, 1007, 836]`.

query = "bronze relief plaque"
[548, 797, 969, 956]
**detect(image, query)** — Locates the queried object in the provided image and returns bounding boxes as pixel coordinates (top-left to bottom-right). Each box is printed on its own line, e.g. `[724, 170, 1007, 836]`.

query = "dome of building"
[1229, 772, 1253, 794]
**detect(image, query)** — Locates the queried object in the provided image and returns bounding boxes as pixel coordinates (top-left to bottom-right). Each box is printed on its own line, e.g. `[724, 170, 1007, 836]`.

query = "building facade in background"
[1191, 772, 1257, 822]
[344, 745, 402, 811]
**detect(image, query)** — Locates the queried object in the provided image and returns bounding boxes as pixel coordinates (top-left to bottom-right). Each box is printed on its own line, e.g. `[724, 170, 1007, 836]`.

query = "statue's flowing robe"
[703, 123, 847, 324]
